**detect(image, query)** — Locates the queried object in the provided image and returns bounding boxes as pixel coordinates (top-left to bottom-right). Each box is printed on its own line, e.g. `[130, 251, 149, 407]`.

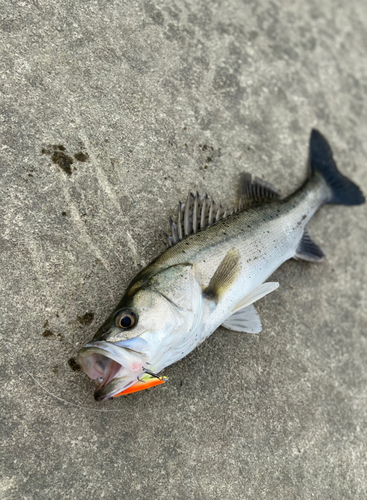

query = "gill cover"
[132, 264, 204, 370]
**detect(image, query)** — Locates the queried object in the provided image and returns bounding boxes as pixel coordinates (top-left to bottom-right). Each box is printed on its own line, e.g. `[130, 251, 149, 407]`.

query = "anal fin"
[222, 305, 262, 333]
[295, 229, 325, 262]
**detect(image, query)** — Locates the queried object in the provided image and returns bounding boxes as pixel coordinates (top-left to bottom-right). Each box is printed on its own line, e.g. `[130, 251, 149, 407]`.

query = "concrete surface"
[1, 0, 367, 498]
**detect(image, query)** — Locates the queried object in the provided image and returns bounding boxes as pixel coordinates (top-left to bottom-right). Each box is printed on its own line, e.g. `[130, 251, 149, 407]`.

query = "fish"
[78, 130, 365, 401]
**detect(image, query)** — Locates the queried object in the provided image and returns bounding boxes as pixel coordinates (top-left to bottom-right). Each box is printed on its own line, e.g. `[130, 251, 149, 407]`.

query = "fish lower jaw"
[93, 362, 153, 400]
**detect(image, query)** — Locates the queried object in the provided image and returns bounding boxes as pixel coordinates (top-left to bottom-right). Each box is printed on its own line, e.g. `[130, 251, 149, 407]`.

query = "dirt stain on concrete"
[77, 312, 94, 325]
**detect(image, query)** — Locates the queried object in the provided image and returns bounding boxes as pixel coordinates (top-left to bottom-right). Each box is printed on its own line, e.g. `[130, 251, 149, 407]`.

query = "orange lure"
[113, 375, 168, 397]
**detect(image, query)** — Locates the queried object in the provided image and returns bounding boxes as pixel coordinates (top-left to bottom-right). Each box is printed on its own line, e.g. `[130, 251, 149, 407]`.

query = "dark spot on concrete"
[249, 30, 258, 41]
[206, 156, 212, 163]
[41, 148, 51, 155]
[57, 333, 64, 341]
[42, 329, 53, 337]
[77, 312, 94, 325]
[74, 152, 89, 162]
[68, 358, 81, 372]
[302, 214, 307, 220]
[52, 366, 59, 374]
[144, 2, 164, 25]
[52, 145, 66, 151]
[62, 211, 67, 216]
[43, 320, 49, 328]
[51, 151, 73, 175]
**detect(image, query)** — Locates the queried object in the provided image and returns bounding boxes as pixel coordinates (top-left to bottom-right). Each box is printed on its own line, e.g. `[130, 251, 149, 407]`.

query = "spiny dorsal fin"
[294, 229, 325, 262]
[163, 191, 237, 247]
[204, 248, 241, 303]
[240, 173, 281, 209]
[162, 174, 280, 248]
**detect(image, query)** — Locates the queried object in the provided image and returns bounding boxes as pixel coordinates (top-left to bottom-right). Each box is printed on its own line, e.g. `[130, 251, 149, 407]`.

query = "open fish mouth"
[78, 341, 148, 401]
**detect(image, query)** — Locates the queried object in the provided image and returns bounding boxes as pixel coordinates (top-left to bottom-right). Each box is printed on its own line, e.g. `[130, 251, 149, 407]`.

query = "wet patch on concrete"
[77, 312, 94, 325]
[41, 145, 89, 175]
[74, 152, 89, 162]
[68, 358, 81, 372]
[51, 150, 74, 175]
[42, 329, 54, 337]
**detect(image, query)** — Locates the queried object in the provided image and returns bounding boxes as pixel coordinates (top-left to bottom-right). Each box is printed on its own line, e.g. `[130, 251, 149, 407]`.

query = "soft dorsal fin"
[222, 305, 262, 333]
[204, 248, 241, 303]
[162, 174, 280, 248]
[294, 229, 325, 262]
[240, 173, 281, 209]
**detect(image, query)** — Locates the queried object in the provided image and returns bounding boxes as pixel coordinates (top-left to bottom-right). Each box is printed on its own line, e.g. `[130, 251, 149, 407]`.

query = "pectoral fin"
[205, 248, 241, 303]
[294, 229, 325, 262]
[222, 305, 262, 333]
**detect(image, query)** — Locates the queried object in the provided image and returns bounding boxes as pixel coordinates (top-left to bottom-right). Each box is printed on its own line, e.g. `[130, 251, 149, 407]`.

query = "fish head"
[78, 264, 203, 401]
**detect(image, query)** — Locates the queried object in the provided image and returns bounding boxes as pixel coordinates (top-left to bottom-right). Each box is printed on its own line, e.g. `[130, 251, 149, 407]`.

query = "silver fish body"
[78, 130, 365, 401]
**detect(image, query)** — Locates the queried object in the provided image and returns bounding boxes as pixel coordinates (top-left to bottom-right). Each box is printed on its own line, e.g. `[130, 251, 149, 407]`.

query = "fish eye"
[114, 310, 137, 329]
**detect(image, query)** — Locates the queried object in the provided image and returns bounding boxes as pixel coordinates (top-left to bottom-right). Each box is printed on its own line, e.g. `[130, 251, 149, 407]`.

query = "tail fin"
[310, 129, 365, 206]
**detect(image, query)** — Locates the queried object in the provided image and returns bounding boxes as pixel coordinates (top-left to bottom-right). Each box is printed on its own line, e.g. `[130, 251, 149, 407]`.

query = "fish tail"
[309, 129, 365, 206]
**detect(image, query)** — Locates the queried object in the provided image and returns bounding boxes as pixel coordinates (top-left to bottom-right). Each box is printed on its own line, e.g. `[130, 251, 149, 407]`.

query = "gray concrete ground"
[1, 0, 367, 498]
